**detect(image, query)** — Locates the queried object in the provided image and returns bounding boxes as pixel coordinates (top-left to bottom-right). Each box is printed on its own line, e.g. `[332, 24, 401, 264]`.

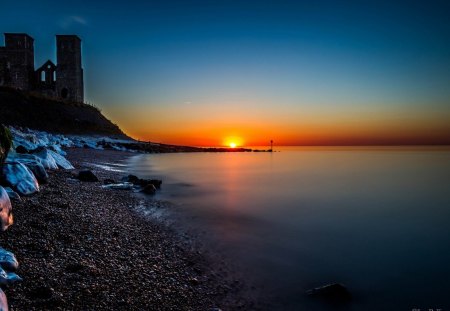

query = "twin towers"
[0, 33, 84, 103]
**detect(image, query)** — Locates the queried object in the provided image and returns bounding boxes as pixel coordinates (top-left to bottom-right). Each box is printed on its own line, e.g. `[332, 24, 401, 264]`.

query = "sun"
[229, 142, 237, 148]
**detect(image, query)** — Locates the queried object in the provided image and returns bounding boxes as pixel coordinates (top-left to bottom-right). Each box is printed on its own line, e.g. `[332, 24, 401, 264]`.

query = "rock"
[0, 248, 19, 272]
[0, 266, 22, 286]
[141, 184, 156, 195]
[31, 147, 58, 170]
[139, 179, 162, 189]
[15, 145, 28, 154]
[3, 187, 21, 201]
[0, 125, 12, 166]
[2, 162, 40, 196]
[77, 170, 99, 182]
[306, 283, 351, 302]
[103, 178, 115, 185]
[122, 174, 139, 184]
[0, 187, 13, 231]
[47, 149, 74, 170]
[0, 288, 8, 311]
[25, 162, 49, 184]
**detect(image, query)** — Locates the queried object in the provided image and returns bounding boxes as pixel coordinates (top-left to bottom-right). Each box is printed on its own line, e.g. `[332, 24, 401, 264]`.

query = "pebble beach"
[1, 148, 256, 310]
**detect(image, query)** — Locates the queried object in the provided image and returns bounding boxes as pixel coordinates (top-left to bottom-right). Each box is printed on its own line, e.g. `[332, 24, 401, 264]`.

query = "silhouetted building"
[0, 33, 84, 102]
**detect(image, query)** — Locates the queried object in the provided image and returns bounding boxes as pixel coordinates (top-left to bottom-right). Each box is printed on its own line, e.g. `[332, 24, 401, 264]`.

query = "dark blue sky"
[1, 0, 450, 144]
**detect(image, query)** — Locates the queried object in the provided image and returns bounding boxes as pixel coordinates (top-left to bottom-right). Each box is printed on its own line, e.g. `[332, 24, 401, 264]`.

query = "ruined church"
[0, 33, 84, 103]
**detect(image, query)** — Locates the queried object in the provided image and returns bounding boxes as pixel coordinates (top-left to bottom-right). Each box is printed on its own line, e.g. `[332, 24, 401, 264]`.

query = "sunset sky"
[1, 0, 450, 146]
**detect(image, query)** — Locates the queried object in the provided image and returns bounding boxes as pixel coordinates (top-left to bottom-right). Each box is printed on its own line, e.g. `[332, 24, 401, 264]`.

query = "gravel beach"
[0, 148, 256, 310]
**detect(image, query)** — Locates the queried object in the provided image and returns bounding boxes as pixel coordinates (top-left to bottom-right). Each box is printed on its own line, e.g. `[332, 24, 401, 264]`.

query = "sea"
[126, 146, 450, 311]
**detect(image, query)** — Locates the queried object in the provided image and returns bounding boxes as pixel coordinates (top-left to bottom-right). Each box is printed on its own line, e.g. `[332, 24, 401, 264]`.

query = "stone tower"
[0, 33, 35, 89]
[55, 35, 84, 102]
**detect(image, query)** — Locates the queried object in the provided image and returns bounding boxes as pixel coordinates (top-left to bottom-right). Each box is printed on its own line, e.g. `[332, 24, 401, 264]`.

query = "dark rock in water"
[0, 187, 13, 231]
[0, 125, 12, 166]
[141, 184, 156, 195]
[0, 248, 19, 272]
[0, 288, 8, 311]
[25, 162, 49, 184]
[77, 170, 99, 182]
[306, 283, 351, 303]
[2, 162, 39, 196]
[104, 178, 115, 185]
[139, 179, 162, 189]
[15, 145, 28, 154]
[127, 174, 139, 184]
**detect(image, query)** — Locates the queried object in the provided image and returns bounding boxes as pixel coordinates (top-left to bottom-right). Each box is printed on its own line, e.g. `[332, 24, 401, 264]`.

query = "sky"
[1, 0, 450, 146]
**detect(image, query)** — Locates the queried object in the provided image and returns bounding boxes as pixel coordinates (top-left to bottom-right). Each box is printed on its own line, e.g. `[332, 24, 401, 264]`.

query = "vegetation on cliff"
[0, 87, 127, 138]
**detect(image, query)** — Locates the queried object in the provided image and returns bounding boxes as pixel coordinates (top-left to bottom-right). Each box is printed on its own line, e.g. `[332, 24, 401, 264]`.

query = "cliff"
[0, 87, 128, 138]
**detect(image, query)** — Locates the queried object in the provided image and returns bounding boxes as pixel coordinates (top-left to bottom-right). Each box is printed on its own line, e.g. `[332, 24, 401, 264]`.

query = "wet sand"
[1, 148, 256, 310]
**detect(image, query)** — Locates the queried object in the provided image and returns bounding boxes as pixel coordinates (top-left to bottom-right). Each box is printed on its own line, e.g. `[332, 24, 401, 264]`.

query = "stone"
[125, 174, 139, 184]
[25, 162, 49, 184]
[3, 187, 21, 201]
[139, 179, 162, 189]
[141, 184, 156, 195]
[0, 266, 21, 286]
[47, 149, 74, 170]
[103, 178, 115, 185]
[31, 147, 59, 170]
[77, 170, 99, 182]
[0, 288, 8, 311]
[2, 162, 40, 196]
[0, 248, 19, 272]
[306, 283, 351, 302]
[0, 187, 13, 231]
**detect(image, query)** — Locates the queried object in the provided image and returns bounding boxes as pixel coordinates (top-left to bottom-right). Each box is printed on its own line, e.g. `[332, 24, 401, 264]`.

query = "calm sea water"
[127, 147, 450, 310]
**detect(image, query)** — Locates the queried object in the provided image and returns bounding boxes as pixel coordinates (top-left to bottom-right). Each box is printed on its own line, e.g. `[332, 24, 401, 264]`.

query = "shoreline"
[1, 148, 256, 310]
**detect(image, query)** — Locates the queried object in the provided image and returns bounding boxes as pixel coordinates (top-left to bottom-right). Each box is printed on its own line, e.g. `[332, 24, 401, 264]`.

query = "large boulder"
[0, 125, 12, 166]
[5, 153, 48, 184]
[0, 266, 21, 286]
[0, 288, 8, 311]
[0, 187, 13, 231]
[31, 147, 58, 170]
[25, 162, 49, 184]
[3, 187, 20, 201]
[47, 149, 74, 170]
[0, 248, 18, 272]
[2, 162, 39, 196]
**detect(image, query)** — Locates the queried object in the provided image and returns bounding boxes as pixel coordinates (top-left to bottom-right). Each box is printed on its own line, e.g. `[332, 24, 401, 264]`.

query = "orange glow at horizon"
[104, 101, 450, 147]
